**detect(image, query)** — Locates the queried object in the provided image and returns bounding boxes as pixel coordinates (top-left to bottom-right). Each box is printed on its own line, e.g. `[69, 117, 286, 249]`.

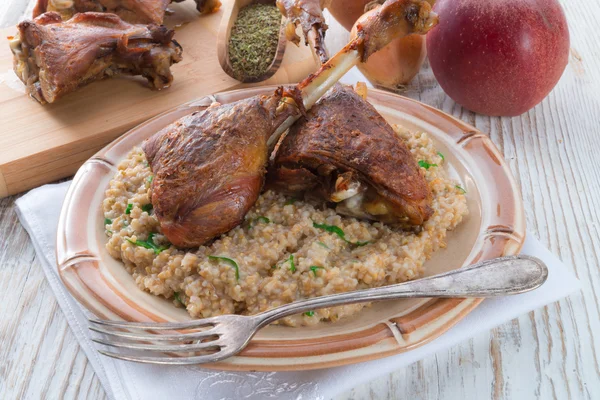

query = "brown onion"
[350, 6, 427, 91]
[327, 0, 375, 31]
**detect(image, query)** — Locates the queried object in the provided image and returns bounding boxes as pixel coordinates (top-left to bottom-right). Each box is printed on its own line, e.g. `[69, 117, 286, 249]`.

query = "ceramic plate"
[56, 86, 525, 371]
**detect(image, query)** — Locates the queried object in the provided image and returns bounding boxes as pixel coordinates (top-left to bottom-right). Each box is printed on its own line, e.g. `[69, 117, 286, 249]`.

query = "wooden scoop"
[217, 0, 287, 83]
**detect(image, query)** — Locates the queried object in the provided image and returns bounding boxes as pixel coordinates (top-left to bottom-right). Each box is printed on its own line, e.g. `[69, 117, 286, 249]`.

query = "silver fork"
[89, 255, 547, 365]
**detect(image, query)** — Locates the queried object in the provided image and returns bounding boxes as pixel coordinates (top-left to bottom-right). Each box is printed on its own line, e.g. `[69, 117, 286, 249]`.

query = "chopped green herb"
[147, 175, 153, 183]
[455, 185, 467, 194]
[141, 204, 153, 213]
[304, 311, 315, 317]
[255, 216, 270, 224]
[418, 160, 438, 170]
[173, 291, 184, 305]
[271, 265, 277, 269]
[104, 218, 112, 225]
[288, 254, 296, 273]
[312, 222, 370, 247]
[125, 203, 133, 214]
[316, 241, 329, 249]
[309, 265, 325, 276]
[144, 161, 149, 167]
[437, 151, 445, 161]
[208, 256, 240, 280]
[127, 232, 169, 255]
[106, 230, 113, 236]
[285, 198, 298, 205]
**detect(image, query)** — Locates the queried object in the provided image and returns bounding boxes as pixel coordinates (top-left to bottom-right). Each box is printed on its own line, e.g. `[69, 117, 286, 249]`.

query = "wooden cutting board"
[0, 0, 317, 198]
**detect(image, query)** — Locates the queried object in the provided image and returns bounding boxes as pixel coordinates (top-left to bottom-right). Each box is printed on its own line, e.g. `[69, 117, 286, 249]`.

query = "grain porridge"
[102, 125, 468, 326]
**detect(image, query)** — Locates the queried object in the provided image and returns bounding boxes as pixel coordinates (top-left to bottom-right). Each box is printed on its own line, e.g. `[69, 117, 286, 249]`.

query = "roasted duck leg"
[144, 0, 438, 247]
[268, 83, 433, 225]
[277, 0, 329, 64]
[9, 12, 183, 104]
[33, 0, 221, 24]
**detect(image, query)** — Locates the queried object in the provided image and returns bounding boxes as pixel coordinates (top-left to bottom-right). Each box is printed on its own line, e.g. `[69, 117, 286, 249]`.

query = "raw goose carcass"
[9, 12, 182, 104]
[277, 0, 329, 64]
[144, 0, 438, 247]
[268, 83, 433, 225]
[32, 0, 222, 24]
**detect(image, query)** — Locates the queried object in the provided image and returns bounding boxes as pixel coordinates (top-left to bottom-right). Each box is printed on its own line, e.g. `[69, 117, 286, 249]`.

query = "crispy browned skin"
[355, 0, 438, 62]
[277, 0, 329, 63]
[33, 0, 221, 24]
[268, 84, 433, 225]
[10, 12, 182, 104]
[142, 0, 436, 247]
[143, 90, 293, 248]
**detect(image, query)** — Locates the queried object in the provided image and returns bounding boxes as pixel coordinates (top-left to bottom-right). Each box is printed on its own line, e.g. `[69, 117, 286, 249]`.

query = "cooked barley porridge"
[102, 126, 468, 326]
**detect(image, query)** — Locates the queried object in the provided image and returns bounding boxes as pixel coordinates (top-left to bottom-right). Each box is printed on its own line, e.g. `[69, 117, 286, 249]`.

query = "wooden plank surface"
[1, 1, 599, 399]
[0, 0, 317, 198]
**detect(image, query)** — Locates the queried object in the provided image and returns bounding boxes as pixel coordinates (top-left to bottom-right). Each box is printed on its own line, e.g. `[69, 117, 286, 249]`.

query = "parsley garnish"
[173, 291, 184, 306]
[304, 311, 314, 317]
[316, 241, 329, 249]
[312, 222, 370, 247]
[255, 216, 270, 224]
[309, 265, 325, 276]
[418, 160, 438, 170]
[141, 204, 153, 213]
[455, 185, 467, 194]
[147, 175, 153, 183]
[437, 151, 445, 161]
[288, 254, 296, 273]
[285, 198, 298, 205]
[127, 232, 169, 255]
[125, 203, 133, 214]
[208, 256, 240, 280]
[104, 218, 112, 225]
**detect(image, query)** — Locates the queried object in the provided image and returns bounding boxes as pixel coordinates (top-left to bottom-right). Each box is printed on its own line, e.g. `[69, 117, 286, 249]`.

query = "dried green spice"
[228, 3, 281, 81]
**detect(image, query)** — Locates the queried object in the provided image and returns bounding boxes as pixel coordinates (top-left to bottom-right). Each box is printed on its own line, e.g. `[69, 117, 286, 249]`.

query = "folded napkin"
[16, 184, 580, 398]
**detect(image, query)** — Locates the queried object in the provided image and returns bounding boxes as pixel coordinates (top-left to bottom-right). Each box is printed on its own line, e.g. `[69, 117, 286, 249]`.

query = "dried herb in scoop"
[228, 3, 281, 81]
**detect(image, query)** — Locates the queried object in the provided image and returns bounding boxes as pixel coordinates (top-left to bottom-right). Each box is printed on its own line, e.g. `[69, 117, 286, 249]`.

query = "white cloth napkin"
[16, 182, 580, 399]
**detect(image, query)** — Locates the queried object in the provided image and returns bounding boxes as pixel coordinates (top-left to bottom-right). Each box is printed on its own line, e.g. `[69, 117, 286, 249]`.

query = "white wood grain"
[1, 1, 599, 399]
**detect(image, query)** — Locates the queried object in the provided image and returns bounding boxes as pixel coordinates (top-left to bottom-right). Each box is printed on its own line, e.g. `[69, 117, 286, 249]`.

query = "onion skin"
[350, 7, 427, 90]
[426, 0, 570, 116]
[327, 0, 374, 31]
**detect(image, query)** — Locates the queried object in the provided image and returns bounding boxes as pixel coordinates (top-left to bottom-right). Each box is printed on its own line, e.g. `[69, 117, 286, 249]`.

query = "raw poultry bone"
[144, 0, 438, 248]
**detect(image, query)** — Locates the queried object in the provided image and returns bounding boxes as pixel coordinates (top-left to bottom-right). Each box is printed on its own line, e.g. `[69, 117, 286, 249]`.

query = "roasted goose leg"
[277, 0, 329, 63]
[145, 0, 438, 247]
[9, 12, 183, 104]
[33, 0, 221, 24]
[268, 83, 433, 225]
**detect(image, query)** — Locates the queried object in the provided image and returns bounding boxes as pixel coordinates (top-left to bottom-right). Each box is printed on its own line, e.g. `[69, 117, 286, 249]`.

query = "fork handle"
[255, 255, 548, 327]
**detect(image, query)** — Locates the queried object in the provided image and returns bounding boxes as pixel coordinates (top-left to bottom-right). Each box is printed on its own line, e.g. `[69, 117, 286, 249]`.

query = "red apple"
[426, 0, 570, 116]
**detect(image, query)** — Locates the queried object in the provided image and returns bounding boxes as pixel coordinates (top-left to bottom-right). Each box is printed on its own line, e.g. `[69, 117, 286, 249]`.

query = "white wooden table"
[1, 1, 599, 399]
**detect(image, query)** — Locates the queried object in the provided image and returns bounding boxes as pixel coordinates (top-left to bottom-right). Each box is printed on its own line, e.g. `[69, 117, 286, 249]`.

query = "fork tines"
[88, 318, 229, 365]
